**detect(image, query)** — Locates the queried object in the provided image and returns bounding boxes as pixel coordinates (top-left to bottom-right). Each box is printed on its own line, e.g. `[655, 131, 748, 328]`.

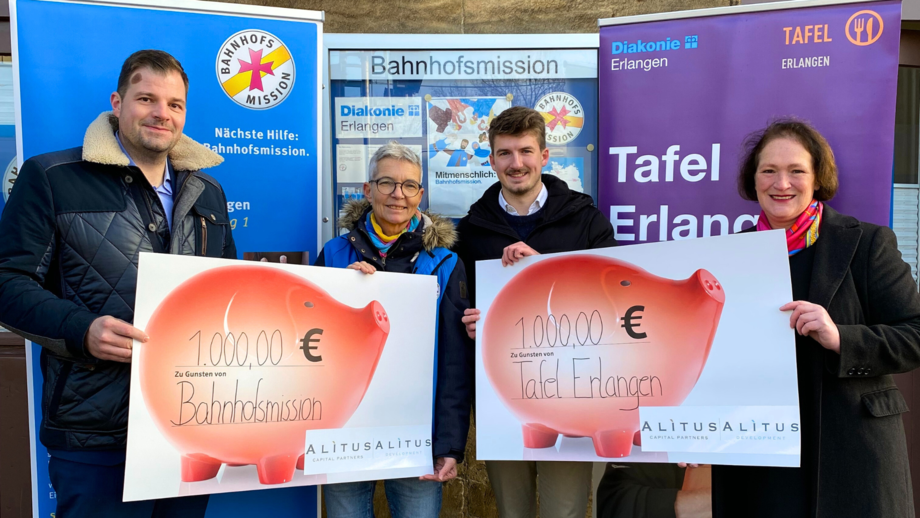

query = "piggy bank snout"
[694, 269, 725, 304]
[369, 300, 390, 336]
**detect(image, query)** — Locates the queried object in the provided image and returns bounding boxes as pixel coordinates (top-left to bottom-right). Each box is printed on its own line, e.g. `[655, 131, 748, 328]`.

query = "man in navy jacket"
[0, 50, 235, 517]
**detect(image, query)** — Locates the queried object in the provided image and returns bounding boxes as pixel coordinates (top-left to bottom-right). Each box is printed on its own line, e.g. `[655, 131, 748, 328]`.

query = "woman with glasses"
[316, 141, 473, 518]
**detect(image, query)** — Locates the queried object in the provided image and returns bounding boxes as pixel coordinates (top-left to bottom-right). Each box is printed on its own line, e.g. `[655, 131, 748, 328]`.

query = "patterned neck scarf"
[366, 210, 421, 257]
[756, 200, 823, 256]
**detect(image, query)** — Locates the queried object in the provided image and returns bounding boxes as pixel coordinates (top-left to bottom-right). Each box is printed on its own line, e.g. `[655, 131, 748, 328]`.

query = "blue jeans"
[323, 477, 442, 518]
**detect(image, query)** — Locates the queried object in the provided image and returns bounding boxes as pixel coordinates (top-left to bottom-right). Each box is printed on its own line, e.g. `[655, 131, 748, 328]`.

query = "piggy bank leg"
[181, 453, 222, 482]
[633, 431, 642, 447]
[522, 423, 560, 449]
[256, 454, 298, 485]
[592, 430, 636, 458]
[296, 454, 305, 471]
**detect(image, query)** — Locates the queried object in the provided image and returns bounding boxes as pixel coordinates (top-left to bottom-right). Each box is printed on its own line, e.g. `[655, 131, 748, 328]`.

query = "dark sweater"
[501, 210, 542, 240]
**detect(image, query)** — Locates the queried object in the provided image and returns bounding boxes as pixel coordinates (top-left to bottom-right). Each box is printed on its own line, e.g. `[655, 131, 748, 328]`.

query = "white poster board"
[124, 254, 437, 501]
[475, 231, 801, 467]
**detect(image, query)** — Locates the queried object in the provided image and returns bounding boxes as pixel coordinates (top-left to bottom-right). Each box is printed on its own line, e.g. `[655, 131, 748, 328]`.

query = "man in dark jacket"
[454, 106, 616, 518]
[0, 50, 235, 517]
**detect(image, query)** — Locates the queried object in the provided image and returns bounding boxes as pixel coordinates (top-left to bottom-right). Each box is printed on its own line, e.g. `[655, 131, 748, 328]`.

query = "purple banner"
[599, 0, 901, 243]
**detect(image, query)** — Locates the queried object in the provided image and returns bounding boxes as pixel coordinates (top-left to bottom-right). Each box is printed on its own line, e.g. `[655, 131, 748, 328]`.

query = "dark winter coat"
[0, 112, 236, 452]
[597, 463, 684, 518]
[315, 200, 474, 462]
[713, 206, 920, 517]
[453, 174, 617, 305]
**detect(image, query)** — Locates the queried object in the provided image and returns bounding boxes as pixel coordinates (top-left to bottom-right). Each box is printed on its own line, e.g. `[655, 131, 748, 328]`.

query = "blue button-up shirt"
[116, 132, 174, 230]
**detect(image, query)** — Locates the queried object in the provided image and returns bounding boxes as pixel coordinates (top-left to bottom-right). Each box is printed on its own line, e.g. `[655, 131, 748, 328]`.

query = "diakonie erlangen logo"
[216, 30, 295, 110]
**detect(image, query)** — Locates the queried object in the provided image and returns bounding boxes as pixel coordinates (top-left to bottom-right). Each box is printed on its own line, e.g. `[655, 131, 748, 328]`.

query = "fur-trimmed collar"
[82, 112, 223, 171]
[339, 199, 457, 251]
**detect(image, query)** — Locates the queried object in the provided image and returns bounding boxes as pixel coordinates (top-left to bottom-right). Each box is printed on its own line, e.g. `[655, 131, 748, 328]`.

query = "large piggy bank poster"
[124, 254, 438, 501]
[476, 231, 801, 467]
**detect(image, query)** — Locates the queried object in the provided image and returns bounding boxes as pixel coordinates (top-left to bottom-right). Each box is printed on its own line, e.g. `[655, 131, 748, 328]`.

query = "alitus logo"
[642, 420, 800, 433]
[305, 437, 432, 455]
[216, 29, 295, 110]
[612, 35, 699, 55]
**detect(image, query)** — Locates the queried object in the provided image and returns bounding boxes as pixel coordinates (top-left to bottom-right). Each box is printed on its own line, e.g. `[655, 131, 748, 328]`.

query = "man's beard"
[137, 133, 174, 153]
[503, 169, 538, 195]
[125, 123, 179, 156]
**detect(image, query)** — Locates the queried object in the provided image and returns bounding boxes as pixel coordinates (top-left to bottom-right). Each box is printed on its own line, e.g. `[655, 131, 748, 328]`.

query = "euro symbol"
[300, 328, 323, 362]
[621, 305, 647, 339]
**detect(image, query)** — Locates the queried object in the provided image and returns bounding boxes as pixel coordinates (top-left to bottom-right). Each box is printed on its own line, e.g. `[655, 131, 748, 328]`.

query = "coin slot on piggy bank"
[141, 265, 390, 484]
[483, 255, 724, 458]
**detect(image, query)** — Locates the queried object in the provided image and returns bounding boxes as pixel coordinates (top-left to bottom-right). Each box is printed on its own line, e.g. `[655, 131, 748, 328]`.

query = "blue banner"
[13, 0, 321, 515]
[0, 124, 16, 216]
[16, 0, 320, 259]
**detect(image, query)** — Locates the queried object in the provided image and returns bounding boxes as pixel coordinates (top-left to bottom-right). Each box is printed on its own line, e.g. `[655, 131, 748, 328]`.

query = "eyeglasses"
[370, 178, 421, 197]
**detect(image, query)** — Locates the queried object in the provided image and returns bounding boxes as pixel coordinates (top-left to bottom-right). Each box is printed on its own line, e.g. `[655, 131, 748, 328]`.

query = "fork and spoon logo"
[846, 10, 884, 46]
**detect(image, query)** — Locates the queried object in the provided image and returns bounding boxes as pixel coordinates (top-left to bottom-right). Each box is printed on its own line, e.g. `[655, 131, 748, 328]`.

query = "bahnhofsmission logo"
[216, 29, 296, 110]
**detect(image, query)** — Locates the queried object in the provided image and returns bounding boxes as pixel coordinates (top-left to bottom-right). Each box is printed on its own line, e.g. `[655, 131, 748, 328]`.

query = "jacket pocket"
[45, 359, 131, 432]
[862, 387, 910, 417]
[193, 205, 230, 256]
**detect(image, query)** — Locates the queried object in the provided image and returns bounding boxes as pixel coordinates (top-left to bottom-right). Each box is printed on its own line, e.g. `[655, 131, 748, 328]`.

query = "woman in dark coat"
[711, 120, 920, 517]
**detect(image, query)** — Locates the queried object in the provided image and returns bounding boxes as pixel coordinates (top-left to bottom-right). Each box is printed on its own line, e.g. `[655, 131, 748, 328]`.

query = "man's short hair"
[116, 50, 189, 98]
[488, 106, 547, 151]
[368, 141, 422, 181]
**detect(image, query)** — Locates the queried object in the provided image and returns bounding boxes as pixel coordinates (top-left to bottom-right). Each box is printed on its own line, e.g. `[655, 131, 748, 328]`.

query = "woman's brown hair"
[737, 119, 838, 201]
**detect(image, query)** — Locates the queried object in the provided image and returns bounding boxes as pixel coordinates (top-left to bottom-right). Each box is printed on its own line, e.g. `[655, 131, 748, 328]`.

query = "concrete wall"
[205, 0, 733, 516]
[905, 0, 920, 22]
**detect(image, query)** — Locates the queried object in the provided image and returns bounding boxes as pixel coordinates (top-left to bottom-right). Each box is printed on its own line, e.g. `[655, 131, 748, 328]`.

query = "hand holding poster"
[476, 231, 800, 467]
[124, 254, 437, 501]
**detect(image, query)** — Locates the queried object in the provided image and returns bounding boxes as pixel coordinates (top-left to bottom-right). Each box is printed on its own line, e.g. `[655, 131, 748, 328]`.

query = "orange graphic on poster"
[845, 10, 883, 46]
[140, 265, 389, 484]
[482, 255, 724, 458]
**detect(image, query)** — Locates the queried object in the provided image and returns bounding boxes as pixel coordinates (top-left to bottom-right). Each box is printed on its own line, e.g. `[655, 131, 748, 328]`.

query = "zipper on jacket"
[200, 216, 207, 255]
[130, 167, 169, 244]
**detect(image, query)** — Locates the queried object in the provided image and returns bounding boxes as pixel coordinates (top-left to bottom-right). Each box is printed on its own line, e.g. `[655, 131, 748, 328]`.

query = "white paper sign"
[124, 254, 437, 501]
[303, 425, 432, 475]
[474, 231, 800, 467]
[337, 144, 424, 184]
[426, 96, 510, 217]
[335, 97, 423, 139]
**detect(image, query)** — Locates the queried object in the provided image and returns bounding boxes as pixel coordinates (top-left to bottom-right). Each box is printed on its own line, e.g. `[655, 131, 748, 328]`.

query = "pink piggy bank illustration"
[482, 255, 724, 458]
[140, 265, 389, 484]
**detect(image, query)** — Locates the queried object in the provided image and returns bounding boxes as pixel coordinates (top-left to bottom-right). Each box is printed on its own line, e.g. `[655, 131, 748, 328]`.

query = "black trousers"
[49, 456, 209, 518]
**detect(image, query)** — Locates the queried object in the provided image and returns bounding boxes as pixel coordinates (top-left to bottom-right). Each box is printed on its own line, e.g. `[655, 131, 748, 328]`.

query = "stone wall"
[213, 0, 735, 34]
[206, 0, 734, 515]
